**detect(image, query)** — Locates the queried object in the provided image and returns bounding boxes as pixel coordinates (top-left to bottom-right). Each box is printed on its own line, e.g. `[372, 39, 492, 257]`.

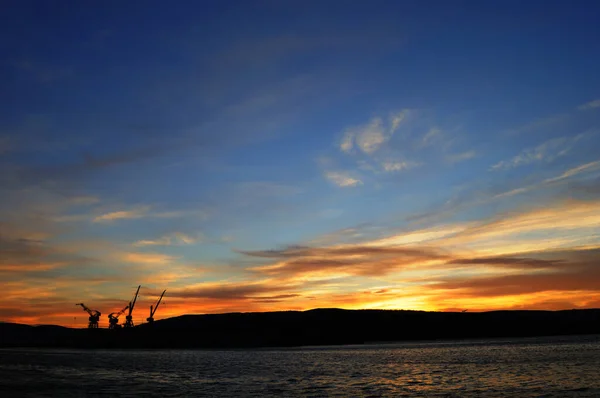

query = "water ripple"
[1, 335, 599, 397]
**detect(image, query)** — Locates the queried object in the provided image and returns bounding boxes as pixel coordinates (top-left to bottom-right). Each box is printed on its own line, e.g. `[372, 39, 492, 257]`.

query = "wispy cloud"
[419, 127, 442, 148]
[409, 158, 600, 227]
[390, 110, 410, 133]
[123, 252, 178, 265]
[325, 171, 362, 187]
[543, 160, 600, 184]
[93, 206, 205, 223]
[341, 117, 385, 154]
[578, 99, 600, 111]
[93, 206, 151, 222]
[133, 232, 200, 247]
[381, 160, 420, 172]
[339, 110, 410, 155]
[339, 133, 354, 153]
[491, 135, 586, 171]
[167, 281, 295, 300]
[332, 109, 469, 182]
[494, 159, 600, 199]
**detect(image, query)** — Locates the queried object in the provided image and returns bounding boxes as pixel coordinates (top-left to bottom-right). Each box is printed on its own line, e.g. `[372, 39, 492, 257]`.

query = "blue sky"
[2, 0, 600, 325]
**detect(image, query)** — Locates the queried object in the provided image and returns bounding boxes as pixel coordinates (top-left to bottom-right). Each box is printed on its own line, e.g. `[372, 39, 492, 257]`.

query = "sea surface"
[1, 334, 599, 397]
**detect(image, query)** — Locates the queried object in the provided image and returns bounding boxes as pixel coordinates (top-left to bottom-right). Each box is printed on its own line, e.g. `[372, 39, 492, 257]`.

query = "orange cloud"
[93, 206, 151, 222]
[123, 252, 178, 265]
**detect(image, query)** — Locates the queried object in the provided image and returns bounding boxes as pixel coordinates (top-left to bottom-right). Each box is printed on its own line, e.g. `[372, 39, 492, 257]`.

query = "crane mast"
[123, 285, 141, 328]
[76, 303, 101, 329]
[147, 290, 166, 323]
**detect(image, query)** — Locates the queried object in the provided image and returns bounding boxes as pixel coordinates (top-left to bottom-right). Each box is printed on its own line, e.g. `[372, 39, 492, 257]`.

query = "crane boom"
[76, 303, 100, 317]
[130, 285, 141, 313]
[151, 290, 166, 317]
[76, 303, 90, 314]
[147, 290, 166, 323]
[109, 304, 129, 318]
[123, 285, 141, 328]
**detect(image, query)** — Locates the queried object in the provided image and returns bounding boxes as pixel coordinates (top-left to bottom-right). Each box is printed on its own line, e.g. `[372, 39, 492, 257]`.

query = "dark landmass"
[2, 308, 600, 349]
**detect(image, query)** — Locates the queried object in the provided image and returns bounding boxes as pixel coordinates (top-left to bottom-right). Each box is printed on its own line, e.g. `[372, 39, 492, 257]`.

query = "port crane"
[108, 304, 129, 329]
[123, 285, 141, 328]
[147, 290, 166, 324]
[75, 303, 101, 329]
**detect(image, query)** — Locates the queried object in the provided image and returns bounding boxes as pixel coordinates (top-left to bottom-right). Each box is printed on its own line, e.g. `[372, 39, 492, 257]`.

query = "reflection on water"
[1, 335, 599, 397]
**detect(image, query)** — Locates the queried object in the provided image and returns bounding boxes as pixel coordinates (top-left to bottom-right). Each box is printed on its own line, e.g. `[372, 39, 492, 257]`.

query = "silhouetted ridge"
[1, 308, 599, 349]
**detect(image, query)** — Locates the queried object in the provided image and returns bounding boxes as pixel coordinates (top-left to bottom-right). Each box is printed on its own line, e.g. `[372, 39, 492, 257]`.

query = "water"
[1, 335, 599, 397]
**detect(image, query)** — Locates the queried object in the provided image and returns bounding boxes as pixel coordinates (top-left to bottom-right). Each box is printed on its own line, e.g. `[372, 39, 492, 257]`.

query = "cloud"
[410, 158, 600, 227]
[241, 244, 571, 282]
[325, 171, 362, 187]
[435, 199, 600, 255]
[340, 133, 354, 153]
[8, 145, 183, 192]
[490, 135, 584, 171]
[133, 232, 199, 247]
[420, 127, 441, 147]
[93, 206, 205, 223]
[0, 232, 99, 287]
[390, 110, 409, 133]
[381, 160, 420, 172]
[543, 160, 600, 184]
[93, 206, 151, 222]
[355, 118, 385, 154]
[446, 256, 563, 269]
[308, 224, 380, 246]
[133, 237, 175, 247]
[0, 263, 65, 272]
[339, 110, 410, 155]
[240, 244, 449, 259]
[430, 261, 600, 298]
[0, 234, 92, 268]
[490, 160, 600, 200]
[331, 109, 451, 184]
[578, 99, 600, 111]
[167, 281, 295, 300]
[240, 244, 450, 278]
[122, 252, 178, 265]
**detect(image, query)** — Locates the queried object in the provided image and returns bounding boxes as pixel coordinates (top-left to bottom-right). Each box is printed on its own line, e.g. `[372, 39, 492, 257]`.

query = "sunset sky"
[2, 0, 600, 327]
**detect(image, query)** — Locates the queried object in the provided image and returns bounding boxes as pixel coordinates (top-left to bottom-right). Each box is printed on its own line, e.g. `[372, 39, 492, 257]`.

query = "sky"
[2, 0, 600, 327]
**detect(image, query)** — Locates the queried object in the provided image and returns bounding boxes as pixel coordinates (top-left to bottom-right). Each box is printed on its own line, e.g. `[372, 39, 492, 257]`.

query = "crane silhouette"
[123, 285, 141, 328]
[147, 290, 166, 324]
[108, 304, 129, 329]
[75, 303, 101, 328]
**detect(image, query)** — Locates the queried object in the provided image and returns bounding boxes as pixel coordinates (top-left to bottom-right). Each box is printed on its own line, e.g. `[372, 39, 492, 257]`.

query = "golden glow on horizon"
[2, 197, 600, 327]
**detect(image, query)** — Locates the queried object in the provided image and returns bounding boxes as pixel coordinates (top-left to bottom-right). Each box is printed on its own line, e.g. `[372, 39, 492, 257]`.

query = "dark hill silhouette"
[1, 308, 599, 349]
